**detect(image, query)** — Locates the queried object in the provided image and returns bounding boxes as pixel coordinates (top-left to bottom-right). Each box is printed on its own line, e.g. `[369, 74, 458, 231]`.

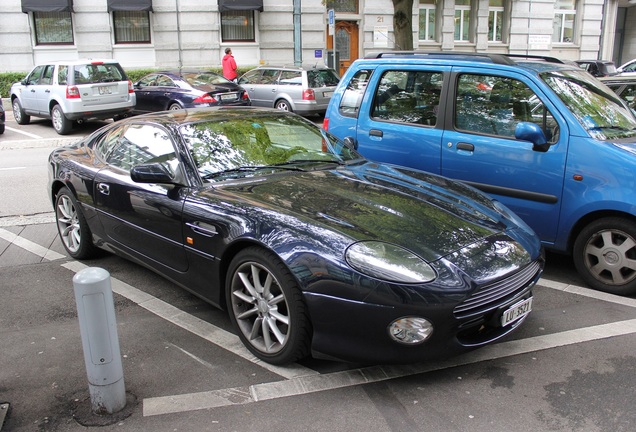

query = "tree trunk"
[392, 0, 414, 50]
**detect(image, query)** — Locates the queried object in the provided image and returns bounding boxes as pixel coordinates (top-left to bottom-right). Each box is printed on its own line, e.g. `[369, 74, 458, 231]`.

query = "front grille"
[454, 260, 541, 319]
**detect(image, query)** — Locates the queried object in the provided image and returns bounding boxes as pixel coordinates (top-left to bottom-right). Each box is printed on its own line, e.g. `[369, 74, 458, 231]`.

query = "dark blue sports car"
[133, 70, 250, 114]
[48, 108, 543, 365]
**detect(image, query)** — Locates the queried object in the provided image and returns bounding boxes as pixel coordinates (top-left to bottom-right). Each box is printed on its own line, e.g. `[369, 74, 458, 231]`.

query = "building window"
[221, 10, 255, 42]
[488, 0, 504, 42]
[419, 0, 437, 42]
[454, 0, 471, 42]
[332, 0, 358, 13]
[113, 11, 151, 44]
[33, 12, 73, 45]
[553, 0, 576, 43]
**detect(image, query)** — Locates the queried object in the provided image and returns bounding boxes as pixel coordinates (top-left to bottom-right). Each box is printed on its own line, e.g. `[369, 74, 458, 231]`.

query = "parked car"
[48, 107, 543, 365]
[238, 65, 340, 116]
[10, 59, 136, 135]
[600, 75, 636, 111]
[575, 59, 618, 77]
[0, 94, 5, 135]
[617, 58, 636, 76]
[133, 70, 250, 114]
[324, 51, 636, 296]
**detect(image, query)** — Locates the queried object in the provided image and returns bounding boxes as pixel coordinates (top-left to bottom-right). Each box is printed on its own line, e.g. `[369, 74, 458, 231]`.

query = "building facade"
[1, 0, 634, 74]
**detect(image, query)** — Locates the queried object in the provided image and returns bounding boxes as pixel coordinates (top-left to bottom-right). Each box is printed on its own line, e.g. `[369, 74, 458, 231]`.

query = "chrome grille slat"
[454, 261, 541, 317]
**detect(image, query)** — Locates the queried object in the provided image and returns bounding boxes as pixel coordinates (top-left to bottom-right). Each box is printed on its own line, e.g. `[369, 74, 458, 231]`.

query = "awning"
[107, 0, 153, 12]
[21, 0, 73, 13]
[218, 0, 263, 12]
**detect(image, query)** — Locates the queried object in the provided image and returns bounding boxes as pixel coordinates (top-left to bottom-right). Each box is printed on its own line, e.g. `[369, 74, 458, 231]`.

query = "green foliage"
[0, 72, 28, 97]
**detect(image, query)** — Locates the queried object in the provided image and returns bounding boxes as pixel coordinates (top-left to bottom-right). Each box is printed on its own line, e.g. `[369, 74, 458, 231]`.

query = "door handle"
[370, 129, 383, 137]
[97, 183, 110, 195]
[186, 222, 218, 237]
[456, 142, 475, 152]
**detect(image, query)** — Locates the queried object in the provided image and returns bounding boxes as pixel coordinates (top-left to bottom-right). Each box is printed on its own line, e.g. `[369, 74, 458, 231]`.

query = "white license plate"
[98, 86, 112, 95]
[500, 297, 533, 327]
[323, 91, 333, 98]
[221, 94, 237, 101]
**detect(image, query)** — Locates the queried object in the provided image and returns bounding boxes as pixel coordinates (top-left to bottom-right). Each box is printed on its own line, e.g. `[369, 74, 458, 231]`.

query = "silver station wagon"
[10, 59, 136, 135]
[238, 65, 340, 116]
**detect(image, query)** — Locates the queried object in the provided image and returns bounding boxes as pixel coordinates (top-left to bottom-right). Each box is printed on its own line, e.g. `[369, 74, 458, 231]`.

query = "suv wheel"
[573, 217, 636, 295]
[51, 105, 72, 135]
[12, 99, 30, 125]
[275, 100, 293, 112]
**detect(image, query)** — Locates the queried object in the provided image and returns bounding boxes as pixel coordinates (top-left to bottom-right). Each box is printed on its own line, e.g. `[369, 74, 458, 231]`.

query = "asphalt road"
[2, 104, 636, 432]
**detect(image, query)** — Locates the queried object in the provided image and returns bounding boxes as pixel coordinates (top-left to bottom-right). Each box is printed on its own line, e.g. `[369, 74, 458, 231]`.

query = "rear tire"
[168, 103, 182, 111]
[51, 105, 72, 135]
[275, 99, 293, 112]
[573, 217, 636, 295]
[12, 99, 30, 125]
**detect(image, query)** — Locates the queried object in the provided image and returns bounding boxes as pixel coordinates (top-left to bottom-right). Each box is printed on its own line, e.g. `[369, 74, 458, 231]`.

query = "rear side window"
[279, 71, 302, 85]
[371, 70, 442, 126]
[307, 69, 340, 88]
[73, 63, 126, 84]
[338, 70, 372, 117]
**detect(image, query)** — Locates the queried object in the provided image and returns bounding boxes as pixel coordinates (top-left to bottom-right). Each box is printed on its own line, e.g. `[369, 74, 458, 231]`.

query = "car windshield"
[179, 113, 362, 181]
[183, 73, 231, 87]
[541, 69, 636, 140]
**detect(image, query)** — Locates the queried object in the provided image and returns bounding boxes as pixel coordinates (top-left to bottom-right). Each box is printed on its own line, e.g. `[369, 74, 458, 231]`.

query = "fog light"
[388, 317, 433, 345]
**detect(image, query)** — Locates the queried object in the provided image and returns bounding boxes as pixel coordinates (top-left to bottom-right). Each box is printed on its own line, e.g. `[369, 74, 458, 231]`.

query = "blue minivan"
[324, 52, 636, 295]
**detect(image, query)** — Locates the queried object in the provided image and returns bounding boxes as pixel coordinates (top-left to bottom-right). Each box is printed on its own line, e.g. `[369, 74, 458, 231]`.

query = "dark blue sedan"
[47, 108, 543, 365]
[133, 70, 250, 114]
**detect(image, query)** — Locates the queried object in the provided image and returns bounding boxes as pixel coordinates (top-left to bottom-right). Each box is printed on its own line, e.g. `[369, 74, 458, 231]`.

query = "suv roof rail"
[364, 51, 567, 66]
[364, 51, 517, 65]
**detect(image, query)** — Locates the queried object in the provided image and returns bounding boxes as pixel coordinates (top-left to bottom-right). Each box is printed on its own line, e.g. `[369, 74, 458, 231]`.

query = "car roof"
[251, 64, 335, 71]
[35, 59, 122, 66]
[354, 51, 579, 75]
[120, 106, 293, 127]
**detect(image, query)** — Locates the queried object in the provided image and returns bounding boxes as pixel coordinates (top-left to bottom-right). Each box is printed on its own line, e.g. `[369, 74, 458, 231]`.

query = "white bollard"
[73, 267, 126, 415]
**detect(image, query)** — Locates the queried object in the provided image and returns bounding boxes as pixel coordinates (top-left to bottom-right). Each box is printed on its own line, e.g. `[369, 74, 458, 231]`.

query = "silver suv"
[10, 59, 136, 135]
[238, 65, 340, 116]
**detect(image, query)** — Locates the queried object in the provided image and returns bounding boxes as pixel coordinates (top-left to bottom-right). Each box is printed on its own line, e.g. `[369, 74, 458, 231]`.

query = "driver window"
[107, 124, 179, 174]
[455, 74, 559, 143]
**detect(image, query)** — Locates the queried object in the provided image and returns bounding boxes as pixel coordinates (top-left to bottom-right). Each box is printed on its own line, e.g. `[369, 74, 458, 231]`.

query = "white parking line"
[4, 227, 636, 417]
[4, 126, 43, 139]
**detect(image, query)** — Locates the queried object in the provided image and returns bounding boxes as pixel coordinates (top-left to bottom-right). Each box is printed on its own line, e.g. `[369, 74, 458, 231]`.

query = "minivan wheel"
[573, 217, 636, 295]
[275, 100, 292, 112]
[51, 105, 72, 135]
[12, 99, 31, 125]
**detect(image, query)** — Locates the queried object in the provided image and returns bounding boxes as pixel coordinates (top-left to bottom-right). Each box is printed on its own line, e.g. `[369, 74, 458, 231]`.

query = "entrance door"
[327, 21, 359, 77]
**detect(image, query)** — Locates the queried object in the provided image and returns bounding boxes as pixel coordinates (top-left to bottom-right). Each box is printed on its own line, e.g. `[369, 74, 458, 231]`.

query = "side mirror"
[343, 136, 358, 150]
[515, 122, 551, 153]
[130, 163, 176, 184]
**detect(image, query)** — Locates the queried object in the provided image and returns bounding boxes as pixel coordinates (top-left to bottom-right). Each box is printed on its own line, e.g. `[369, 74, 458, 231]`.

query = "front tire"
[573, 217, 636, 295]
[12, 99, 30, 125]
[226, 247, 311, 364]
[51, 105, 72, 135]
[55, 187, 97, 259]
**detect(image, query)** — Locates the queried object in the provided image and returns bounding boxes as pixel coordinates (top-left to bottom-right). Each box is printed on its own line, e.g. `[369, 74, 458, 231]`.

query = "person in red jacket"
[222, 48, 238, 83]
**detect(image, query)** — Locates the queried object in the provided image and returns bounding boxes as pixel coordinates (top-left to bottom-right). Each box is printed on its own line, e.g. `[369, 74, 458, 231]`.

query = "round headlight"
[388, 317, 433, 344]
[345, 241, 436, 284]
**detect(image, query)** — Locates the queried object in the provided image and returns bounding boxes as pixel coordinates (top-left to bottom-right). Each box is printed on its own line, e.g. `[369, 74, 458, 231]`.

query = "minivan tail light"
[323, 117, 329, 131]
[302, 89, 315, 100]
[66, 86, 80, 99]
[128, 80, 134, 94]
[194, 94, 217, 104]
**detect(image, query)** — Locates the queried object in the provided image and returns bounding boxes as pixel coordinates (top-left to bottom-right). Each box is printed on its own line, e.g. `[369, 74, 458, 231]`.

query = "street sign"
[328, 9, 334, 25]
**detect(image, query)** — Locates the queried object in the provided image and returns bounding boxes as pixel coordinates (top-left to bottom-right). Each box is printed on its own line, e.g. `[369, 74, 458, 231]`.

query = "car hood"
[207, 162, 534, 264]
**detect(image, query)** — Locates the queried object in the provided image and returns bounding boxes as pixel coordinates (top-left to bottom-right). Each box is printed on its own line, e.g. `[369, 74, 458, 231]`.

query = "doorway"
[327, 21, 359, 77]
